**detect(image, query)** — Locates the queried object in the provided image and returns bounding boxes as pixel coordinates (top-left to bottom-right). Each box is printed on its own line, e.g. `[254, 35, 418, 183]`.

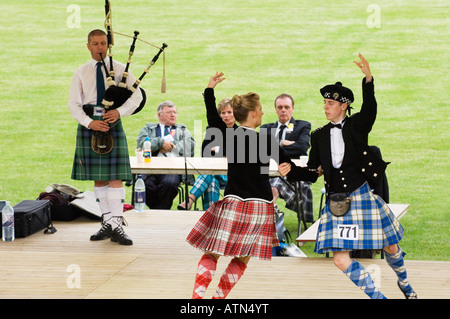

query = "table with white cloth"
[129, 156, 294, 201]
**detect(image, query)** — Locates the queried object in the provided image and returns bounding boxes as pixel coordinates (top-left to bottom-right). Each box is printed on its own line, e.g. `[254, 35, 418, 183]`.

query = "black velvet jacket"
[308, 77, 388, 195]
[203, 88, 318, 201]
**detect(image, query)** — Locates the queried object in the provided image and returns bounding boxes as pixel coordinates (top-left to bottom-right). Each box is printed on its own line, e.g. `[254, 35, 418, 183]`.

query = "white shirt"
[68, 58, 143, 128]
[330, 118, 346, 168]
[159, 123, 172, 136]
[157, 124, 178, 158]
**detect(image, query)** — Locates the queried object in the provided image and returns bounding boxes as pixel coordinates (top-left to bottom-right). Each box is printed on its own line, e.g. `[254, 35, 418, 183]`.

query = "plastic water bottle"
[134, 175, 146, 212]
[2, 201, 15, 241]
[143, 137, 152, 163]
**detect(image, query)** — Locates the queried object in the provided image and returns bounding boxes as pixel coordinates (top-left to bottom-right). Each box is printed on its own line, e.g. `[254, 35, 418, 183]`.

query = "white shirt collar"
[330, 116, 347, 128]
[89, 58, 109, 68]
[240, 125, 256, 131]
[277, 120, 290, 128]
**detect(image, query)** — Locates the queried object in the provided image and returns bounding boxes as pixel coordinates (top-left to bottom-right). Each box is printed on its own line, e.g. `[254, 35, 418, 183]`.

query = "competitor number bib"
[337, 224, 359, 240]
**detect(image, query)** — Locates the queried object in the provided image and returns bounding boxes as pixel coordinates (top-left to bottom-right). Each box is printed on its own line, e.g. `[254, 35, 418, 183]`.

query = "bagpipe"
[100, 0, 167, 113]
[92, 0, 167, 154]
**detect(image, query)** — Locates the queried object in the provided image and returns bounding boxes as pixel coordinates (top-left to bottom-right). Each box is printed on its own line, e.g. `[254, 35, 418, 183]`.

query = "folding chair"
[178, 174, 198, 210]
[277, 178, 314, 236]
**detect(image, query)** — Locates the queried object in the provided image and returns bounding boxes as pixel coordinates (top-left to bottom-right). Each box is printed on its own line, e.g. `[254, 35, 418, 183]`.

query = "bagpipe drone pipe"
[99, 40, 167, 115]
[90, 1, 167, 155]
[100, 0, 167, 115]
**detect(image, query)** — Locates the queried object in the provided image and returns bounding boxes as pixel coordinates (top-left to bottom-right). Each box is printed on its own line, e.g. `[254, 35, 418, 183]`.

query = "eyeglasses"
[159, 110, 178, 115]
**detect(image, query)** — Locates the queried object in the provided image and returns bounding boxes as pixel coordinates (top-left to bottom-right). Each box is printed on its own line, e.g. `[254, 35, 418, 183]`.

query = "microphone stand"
[181, 127, 189, 208]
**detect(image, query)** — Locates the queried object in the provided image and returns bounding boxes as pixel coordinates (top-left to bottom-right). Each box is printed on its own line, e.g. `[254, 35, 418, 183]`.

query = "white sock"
[107, 187, 125, 230]
[94, 186, 111, 224]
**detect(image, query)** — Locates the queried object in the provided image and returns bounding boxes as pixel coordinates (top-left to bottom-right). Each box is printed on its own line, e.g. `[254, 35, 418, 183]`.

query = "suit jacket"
[260, 117, 311, 158]
[308, 77, 388, 195]
[136, 123, 195, 157]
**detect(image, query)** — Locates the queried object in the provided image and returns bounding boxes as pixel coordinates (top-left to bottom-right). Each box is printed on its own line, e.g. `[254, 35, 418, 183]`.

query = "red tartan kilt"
[186, 196, 279, 260]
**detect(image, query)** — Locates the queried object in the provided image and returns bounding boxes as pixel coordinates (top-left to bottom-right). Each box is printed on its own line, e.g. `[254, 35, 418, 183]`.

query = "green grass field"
[0, 1, 448, 261]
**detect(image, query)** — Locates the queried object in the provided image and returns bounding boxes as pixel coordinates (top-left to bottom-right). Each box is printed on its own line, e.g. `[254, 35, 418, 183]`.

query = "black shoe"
[177, 196, 194, 210]
[111, 226, 133, 245]
[90, 223, 112, 241]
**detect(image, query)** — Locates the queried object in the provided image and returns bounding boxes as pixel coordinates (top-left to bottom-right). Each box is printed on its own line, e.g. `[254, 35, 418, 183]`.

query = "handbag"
[275, 211, 291, 243]
[273, 210, 294, 257]
[329, 193, 351, 217]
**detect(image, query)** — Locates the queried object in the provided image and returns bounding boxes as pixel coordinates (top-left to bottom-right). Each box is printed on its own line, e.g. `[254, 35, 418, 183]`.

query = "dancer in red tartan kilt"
[186, 73, 319, 299]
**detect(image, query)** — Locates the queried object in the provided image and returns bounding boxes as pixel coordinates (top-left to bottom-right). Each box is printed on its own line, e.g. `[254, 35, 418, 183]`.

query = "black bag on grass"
[3, 200, 57, 238]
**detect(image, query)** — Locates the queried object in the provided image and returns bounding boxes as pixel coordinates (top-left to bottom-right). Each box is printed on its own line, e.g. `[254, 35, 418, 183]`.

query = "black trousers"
[144, 174, 181, 209]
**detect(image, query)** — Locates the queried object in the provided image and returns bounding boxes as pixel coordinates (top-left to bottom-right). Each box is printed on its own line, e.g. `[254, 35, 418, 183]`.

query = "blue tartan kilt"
[71, 119, 132, 181]
[314, 182, 404, 254]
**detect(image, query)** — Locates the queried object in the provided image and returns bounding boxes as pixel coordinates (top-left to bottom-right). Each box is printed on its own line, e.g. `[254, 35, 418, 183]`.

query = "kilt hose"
[72, 120, 132, 181]
[187, 196, 279, 261]
[315, 182, 404, 254]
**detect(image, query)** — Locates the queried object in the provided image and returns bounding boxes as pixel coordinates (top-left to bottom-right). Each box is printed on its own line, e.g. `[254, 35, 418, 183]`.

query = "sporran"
[91, 130, 114, 154]
[83, 105, 115, 154]
[329, 193, 351, 217]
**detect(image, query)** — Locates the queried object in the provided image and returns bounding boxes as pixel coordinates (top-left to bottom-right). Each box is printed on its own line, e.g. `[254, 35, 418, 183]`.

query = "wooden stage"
[0, 210, 448, 299]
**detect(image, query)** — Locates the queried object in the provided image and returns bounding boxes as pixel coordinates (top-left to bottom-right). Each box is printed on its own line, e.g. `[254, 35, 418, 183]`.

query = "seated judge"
[260, 94, 313, 220]
[136, 101, 195, 209]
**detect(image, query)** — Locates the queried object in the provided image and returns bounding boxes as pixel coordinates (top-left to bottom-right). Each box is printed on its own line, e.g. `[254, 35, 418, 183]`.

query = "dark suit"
[260, 118, 311, 157]
[308, 77, 388, 196]
[261, 117, 314, 222]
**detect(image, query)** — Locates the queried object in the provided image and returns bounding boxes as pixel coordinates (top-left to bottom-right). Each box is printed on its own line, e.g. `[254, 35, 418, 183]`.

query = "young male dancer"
[280, 54, 417, 299]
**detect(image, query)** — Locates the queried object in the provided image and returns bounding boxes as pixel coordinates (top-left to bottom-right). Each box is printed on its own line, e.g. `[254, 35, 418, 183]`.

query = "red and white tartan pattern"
[187, 196, 279, 260]
[192, 254, 217, 299]
[212, 258, 247, 299]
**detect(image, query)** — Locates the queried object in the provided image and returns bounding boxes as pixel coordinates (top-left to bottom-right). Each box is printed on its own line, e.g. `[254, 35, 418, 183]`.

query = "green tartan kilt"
[71, 119, 132, 181]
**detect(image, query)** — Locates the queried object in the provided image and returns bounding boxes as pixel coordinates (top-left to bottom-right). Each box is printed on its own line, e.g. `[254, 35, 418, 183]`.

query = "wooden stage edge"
[0, 210, 448, 299]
